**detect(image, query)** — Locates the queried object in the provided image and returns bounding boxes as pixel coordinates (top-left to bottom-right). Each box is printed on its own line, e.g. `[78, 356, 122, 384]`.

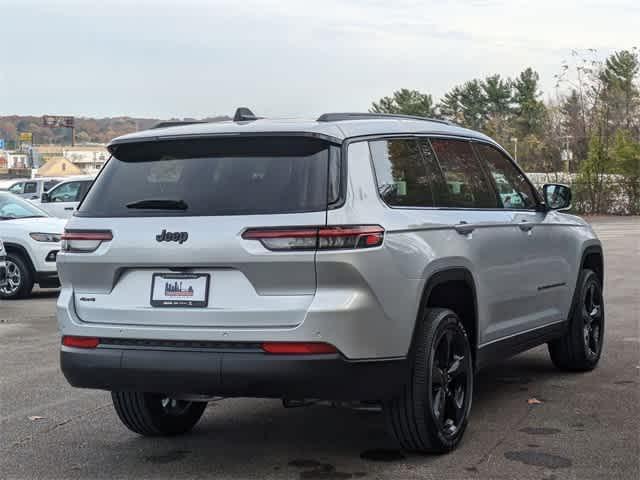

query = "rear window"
[79, 137, 339, 217]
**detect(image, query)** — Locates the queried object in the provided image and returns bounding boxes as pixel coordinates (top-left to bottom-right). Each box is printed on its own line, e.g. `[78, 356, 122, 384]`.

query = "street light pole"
[511, 137, 518, 164]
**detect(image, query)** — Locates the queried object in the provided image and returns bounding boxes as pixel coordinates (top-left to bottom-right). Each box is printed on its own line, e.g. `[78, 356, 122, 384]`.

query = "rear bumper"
[60, 346, 408, 401]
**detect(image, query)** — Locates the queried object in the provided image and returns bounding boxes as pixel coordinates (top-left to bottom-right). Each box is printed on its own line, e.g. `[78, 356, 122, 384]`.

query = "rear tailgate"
[58, 136, 340, 329]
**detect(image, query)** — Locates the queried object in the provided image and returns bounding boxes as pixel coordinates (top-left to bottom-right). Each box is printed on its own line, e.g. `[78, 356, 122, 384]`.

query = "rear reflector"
[61, 230, 113, 253]
[62, 336, 100, 349]
[242, 225, 384, 251]
[261, 342, 338, 355]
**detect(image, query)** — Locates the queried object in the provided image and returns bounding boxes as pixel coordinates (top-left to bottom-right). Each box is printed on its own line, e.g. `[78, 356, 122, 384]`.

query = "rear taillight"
[61, 230, 113, 253]
[62, 336, 100, 348]
[261, 342, 338, 354]
[242, 225, 384, 251]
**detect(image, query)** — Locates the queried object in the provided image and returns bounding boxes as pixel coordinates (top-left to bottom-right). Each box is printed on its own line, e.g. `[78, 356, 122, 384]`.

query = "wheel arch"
[3, 242, 36, 273]
[581, 244, 604, 287]
[410, 267, 479, 365]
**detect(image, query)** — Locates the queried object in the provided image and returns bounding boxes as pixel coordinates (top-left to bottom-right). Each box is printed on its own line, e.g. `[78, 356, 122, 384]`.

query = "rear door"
[474, 142, 569, 334]
[59, 136, 338, 328]
[359, 137, 548, 346]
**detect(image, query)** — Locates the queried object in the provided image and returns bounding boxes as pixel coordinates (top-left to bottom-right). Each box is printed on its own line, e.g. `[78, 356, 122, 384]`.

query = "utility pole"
[511, 137, 518, 164]
[561, 135, 573, 173]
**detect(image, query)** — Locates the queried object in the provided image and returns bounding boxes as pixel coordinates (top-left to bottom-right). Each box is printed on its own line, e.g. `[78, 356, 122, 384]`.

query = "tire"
[384, 308, 474, 453]
[111, 392, 207, 436]
[0, 253, 34, 299]
[548, 269, 604, 371]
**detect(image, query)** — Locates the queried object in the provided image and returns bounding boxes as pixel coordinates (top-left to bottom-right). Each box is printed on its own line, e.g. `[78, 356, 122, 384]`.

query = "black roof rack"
[151, 120, 207, 130]
[316, 112, 451, 125]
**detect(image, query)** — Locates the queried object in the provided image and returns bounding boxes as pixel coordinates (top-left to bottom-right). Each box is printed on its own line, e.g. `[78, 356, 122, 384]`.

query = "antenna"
[233, 107, 261, 122]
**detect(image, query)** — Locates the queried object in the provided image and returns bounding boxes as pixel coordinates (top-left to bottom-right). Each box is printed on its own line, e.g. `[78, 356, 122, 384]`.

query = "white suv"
[7, 178, 61, 200]
[0, 192, 66, 298]
[57, 111, 604, 453]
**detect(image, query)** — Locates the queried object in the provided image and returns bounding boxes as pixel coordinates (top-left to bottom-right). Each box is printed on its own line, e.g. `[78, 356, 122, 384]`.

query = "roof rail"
[316, 112, 451, 125]
[233, 107, 262, 122]
[151, 120, 207, 130]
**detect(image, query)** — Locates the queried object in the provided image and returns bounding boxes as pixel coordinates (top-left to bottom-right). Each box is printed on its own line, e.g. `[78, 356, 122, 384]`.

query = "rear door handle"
[454, 222, 475, 235]
[518, 221, 534, 232]
[64, 207, 75, 211]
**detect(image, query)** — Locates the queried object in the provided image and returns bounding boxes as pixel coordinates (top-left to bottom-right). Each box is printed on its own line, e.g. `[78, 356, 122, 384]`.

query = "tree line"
[0, 116, 229, 147]
[371, 48, 639, 214]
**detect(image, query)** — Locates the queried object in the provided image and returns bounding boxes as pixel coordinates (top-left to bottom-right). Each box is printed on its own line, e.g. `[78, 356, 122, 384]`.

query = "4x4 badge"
[156, 229, 189, 244]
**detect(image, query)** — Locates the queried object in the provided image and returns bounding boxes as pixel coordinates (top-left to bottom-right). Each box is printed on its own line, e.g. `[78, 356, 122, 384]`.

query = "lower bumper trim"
[35, 271, 60, 288]
[60, 347, 408, 401]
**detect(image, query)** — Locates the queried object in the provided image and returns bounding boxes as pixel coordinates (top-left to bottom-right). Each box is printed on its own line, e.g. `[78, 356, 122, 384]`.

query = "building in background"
[0, 147, 31, 180]
[32, 144, 108, 175]
[32, 145, 64, 167]
[6, 152, 28, 168]
[36, 157, 83, 177]
[62, 145, 108, 174]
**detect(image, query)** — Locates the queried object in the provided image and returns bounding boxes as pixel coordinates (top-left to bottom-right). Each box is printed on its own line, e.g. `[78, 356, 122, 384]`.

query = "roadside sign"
[19, 132, 33, 143]
[0, 139, 4, 149]
[42, 115, 74, 128]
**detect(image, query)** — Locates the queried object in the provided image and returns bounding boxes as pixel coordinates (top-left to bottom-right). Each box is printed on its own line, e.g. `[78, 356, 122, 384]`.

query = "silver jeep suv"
[58, 111, 604, 452]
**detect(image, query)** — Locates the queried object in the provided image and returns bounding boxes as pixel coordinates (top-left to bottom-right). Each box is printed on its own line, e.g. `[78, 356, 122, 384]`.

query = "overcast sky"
[1, 0, 637, 119]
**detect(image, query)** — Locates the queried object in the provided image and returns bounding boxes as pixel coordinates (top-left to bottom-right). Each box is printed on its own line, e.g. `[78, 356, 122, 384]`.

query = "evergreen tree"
[513, 68, 546, 137]
[370, 89, 436, 117]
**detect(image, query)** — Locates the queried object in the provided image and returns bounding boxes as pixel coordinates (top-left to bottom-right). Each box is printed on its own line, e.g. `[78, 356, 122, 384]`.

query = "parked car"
[33, 176, 94, 219]
[0, 238, 7, 290]
[57, 111, 604, 453]
[0, 192, 66, 299]
[7, 178, 61, 200]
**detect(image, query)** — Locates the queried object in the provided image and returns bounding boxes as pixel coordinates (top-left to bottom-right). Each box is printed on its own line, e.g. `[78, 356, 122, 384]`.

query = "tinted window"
[429, 139, 498, 208]
[49, 182, 83, 202]
[370, 139, 438, 207]
[474, 143, 537, 209]
[23, 182, 37, 194]
[79, 137, 336, 217]
[44, 180, 60, 191]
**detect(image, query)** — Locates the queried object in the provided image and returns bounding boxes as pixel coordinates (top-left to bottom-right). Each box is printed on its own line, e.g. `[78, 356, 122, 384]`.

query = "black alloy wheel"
[431, 326, 471, 438]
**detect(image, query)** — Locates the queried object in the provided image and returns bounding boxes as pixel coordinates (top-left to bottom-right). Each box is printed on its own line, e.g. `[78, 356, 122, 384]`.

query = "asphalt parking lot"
[1, 217, 638, 480]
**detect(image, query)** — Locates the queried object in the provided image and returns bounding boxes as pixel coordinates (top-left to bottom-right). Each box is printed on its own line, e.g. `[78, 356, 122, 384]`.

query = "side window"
[8, 183, 23, 194]
[475, 143, 537, 209]
[49, 182, 82, 203]
[23, 182, 37, 194]
[429, 139, 499, 208]
[369, 139, 438, 207]
[44, 180, 60, 191]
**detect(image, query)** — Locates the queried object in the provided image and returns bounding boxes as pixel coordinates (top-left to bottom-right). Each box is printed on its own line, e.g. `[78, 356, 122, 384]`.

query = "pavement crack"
[470, 406, 532, 470]
[6, 403, 112, 451]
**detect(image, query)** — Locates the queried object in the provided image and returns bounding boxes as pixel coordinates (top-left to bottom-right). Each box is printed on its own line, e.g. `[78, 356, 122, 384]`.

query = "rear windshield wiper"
[126, 199, 189, 210]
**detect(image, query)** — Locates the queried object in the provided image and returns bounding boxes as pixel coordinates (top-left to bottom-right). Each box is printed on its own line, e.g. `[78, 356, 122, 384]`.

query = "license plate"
[150, 273, 210, 307]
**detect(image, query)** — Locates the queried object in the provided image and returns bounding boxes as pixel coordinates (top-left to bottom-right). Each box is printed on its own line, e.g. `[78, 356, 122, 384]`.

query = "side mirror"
[543, 184, 572, 211]
[41, 192, 50, 203]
